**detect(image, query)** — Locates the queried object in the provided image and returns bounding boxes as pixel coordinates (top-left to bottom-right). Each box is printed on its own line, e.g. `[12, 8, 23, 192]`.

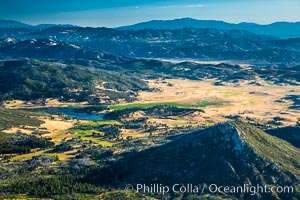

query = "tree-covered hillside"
[0, 60, 148, 103]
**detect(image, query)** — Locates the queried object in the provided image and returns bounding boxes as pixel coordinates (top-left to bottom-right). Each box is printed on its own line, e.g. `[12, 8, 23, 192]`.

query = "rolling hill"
[0, 59, 148, 103]
[0, 38, 130, 64]
[120, 59, 300, 85]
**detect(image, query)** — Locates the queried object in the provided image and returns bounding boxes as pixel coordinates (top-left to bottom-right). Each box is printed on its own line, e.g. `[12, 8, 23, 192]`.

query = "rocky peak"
[204, 122, 245, 151]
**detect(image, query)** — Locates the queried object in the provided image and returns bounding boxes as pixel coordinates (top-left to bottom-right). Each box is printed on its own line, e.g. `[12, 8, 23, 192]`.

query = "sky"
[0, 0, 299, 27]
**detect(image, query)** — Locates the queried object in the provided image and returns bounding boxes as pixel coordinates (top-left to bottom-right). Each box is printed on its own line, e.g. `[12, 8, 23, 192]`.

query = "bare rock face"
[203, 122, 245, 151]
[27, 155, 58, 168]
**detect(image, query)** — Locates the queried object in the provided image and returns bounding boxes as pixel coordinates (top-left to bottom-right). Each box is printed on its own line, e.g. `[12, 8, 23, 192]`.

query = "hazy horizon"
[0, 0, 299, 27]
[2, 17, 300, 28]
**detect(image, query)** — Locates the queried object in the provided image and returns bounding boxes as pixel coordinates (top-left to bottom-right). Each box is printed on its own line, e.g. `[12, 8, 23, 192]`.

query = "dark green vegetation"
[0, 59, 148, 103]
[0, 132, 54, 154]
[121, 60, 300, 85]
[281, 95, 300, 109]
[105, 105, 203, 120]
[266, 126, 300, 148]
[0, 108, 42, 130]
[0, 155, 102, 199]
[0, 109, 52, 154]
[109, 101, 221, 110]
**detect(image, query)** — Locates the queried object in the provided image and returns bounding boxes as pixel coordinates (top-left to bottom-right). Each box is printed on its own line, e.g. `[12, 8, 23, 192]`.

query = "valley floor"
[119, 78, 300, 128]
[0, 77, 299, 199]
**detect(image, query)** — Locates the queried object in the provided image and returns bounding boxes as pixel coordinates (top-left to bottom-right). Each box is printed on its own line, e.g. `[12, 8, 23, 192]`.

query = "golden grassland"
[10, 148, 75, 162]
[2, 78, 299, 162]
[3, 98, 89, 109]
[135, 79, 300, 127]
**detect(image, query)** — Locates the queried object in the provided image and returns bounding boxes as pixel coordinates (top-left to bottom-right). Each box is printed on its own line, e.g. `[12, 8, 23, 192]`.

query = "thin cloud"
[183, 4, 205, 8]
[161, 4, 205, 8]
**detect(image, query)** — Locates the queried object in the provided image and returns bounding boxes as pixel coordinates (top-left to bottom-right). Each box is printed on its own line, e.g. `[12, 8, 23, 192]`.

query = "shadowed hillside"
[96, 121, 300, 199]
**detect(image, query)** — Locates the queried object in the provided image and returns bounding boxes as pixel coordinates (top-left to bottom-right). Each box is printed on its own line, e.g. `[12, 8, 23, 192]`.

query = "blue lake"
[29, 107, 104, 120]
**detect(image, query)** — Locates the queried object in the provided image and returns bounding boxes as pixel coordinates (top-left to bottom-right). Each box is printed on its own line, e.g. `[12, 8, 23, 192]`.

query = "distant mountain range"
[1, 18, 300, 39]
[0, 27, 299, 67]
[1, 35, 299, 102]
[118, 18, 300, 39]
[0, 20, 77, 29]
[1, 19, 300, 67]
[0, 20, 31, 29]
